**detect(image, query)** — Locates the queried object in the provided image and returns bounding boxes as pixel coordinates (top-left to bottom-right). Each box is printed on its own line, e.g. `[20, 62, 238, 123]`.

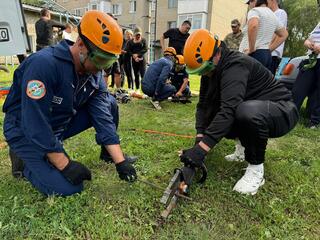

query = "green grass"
[0, 72, 319, 239]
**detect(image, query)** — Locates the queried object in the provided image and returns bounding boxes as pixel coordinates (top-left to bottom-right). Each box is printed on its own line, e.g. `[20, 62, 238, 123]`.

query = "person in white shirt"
[292, 22, 320, 129]
[268, 0, 288, 74]
[62, 23, 73, 42]
[239, 0, 288, 71]
[226, 0, 288, 162]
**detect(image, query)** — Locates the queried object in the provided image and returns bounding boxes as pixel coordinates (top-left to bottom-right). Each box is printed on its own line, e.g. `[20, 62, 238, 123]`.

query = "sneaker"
[9, 149, 24, 179]
[233, 164, 265, 195]
[308, 122, 319, 129]
[225, 141, 245, 162]
[150, 99, 161, 110]
[100, 146, 138, 164]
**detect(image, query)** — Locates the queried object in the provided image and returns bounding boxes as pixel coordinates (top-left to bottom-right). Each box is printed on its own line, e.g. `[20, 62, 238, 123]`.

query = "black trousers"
[132, 58, 146, 89]
[226, 100, 299, 165]
[292, 59, 320, 125]
[123, 57, 134, 89]
[270, 56, 281, 75]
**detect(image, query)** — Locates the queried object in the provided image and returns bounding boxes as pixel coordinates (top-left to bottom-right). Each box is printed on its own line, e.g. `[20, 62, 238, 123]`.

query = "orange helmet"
[183, 29, 221, 75]
[164, 47, 177, 56]
[176, 55, 185, 65]
[78, 10, 123, 55]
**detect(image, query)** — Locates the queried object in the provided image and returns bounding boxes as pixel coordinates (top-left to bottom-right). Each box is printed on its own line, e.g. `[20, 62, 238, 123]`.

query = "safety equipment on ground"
[116, 159, 137, 182]
[164, 47, 177, 56]
[61, 160, 92, 185]
[180, 144, 207, 168]
[112, 89, 131, 104]
[184, 29, 221, 75]
[78, 10, 123, 55]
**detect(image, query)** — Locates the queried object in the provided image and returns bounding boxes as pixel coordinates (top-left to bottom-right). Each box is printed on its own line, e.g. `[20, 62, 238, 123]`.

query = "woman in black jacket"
[125, 27, 148, 90]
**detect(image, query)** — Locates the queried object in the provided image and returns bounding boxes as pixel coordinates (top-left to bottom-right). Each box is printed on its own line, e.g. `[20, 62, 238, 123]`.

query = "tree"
[22, 0, 45, 6]
[283, 0, 320, 57]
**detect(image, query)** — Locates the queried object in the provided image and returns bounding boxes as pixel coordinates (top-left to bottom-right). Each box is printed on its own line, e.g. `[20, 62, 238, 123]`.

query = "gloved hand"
[180, 144, 207, 168]
[61, 160, 92, 185]
[116, 159, 137, 182]
[194, 136, 203, 145]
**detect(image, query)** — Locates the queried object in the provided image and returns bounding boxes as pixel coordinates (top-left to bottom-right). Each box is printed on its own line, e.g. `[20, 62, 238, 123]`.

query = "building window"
[74, 8, 81, 16]
[112, 4, 121, 15]
[129, 24, 136, 30]
[151, 0, 156, 11]
[167, 21, 177, 29]
[129, 0, 137, 13]
[179, 14, 203, 30]
[91, 4, 97, 10]
[168, 0, 177, 8]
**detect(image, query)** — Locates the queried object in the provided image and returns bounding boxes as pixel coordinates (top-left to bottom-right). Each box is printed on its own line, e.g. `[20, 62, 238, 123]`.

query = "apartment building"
[55, 0, 247, 61]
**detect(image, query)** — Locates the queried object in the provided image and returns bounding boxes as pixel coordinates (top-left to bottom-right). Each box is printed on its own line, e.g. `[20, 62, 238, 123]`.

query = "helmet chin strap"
[79, 51, 89, 71]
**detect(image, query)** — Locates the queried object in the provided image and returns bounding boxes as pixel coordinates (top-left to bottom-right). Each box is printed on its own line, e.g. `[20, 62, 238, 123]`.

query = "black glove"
[194, 136, 203, 145]
[116, 159, 137, 182]
[180, 144, 207, 168]
[61, 160, 92, 185]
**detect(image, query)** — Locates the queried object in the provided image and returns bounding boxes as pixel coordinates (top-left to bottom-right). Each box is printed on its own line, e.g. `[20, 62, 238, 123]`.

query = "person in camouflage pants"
[223, 19, 244, 51]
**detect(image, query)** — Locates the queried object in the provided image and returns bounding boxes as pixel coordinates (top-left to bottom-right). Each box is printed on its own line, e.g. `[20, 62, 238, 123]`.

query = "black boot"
[9, 149, 24, 179]
[100, 146, 138, 164]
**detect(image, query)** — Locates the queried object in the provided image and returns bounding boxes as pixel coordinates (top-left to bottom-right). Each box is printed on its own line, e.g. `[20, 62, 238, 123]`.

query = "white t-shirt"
[62, 30, 73, 41]
[272, 8, 288, 58]
[308, 22, 320, 58]
[239, 7, 283, 53]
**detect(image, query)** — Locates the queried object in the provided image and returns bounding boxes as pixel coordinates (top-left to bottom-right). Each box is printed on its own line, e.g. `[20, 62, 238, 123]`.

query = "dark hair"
[182, 20, 191, 27]
[40, 8, 49, 17]
[255, 0, 268, 7]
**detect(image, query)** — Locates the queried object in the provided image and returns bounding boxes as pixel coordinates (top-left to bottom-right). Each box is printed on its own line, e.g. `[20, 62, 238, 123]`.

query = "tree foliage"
[22, 0, 45, 6]
[282, 0, 320, 57]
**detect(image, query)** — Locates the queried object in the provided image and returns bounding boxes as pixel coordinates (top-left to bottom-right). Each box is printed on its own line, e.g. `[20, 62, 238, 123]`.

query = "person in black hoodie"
[180, 29, 298, 195]
[35, 8, 66, 51]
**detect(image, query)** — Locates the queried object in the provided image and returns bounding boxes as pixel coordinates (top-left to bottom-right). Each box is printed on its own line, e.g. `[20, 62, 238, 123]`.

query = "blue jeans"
[142, 84, 176, 101]
[249, 49, 272, 72]
[7, 94, 118, 196]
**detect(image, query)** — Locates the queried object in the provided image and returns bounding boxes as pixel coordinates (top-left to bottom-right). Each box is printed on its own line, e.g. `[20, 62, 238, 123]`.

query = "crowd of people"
[2, 0, 319, 198]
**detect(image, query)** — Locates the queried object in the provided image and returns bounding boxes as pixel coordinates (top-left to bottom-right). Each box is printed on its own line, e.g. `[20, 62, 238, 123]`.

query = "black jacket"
[198, 46, 292, 148]
[35, 18, 65, 46]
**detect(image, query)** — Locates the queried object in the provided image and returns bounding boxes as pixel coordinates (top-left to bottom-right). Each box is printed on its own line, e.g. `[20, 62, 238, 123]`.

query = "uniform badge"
[26, 80, 46, 100]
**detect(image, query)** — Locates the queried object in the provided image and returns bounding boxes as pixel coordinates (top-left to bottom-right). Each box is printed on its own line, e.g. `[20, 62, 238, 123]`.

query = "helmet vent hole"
[102, 36, 109, 43]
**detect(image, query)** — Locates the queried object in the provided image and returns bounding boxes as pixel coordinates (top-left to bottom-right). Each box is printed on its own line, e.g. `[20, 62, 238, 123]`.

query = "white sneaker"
[233, 164, 265, 195]
[150, 99, 161, 110]
[225, 141, 245, 162]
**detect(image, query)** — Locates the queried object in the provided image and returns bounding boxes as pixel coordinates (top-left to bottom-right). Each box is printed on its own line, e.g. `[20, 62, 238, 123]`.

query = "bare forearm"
[160, 36, 166, 51]
[248, 26, 258, 53]
[47, 152, 69, 170]
[178, 79, 189, 93]
[105, 144, 125, 164]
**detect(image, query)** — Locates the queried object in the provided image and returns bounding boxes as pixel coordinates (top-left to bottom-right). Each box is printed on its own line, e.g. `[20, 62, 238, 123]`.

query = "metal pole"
[153, 0, 157, 61]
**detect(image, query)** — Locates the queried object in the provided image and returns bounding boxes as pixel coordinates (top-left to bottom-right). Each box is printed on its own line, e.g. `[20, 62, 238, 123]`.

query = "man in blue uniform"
[169, 55, 191, 99]
[141, 47, 177, 110]
[3, 11, 137, 196]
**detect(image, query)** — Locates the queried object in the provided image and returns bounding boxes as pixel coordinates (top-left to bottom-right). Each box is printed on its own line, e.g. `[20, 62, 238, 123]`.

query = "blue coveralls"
[3, 40, 119, 196]
[141, 56, 176, 101]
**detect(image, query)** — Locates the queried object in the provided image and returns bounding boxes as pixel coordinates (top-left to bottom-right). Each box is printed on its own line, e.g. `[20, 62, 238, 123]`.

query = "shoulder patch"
[26, 80, 46, 100]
